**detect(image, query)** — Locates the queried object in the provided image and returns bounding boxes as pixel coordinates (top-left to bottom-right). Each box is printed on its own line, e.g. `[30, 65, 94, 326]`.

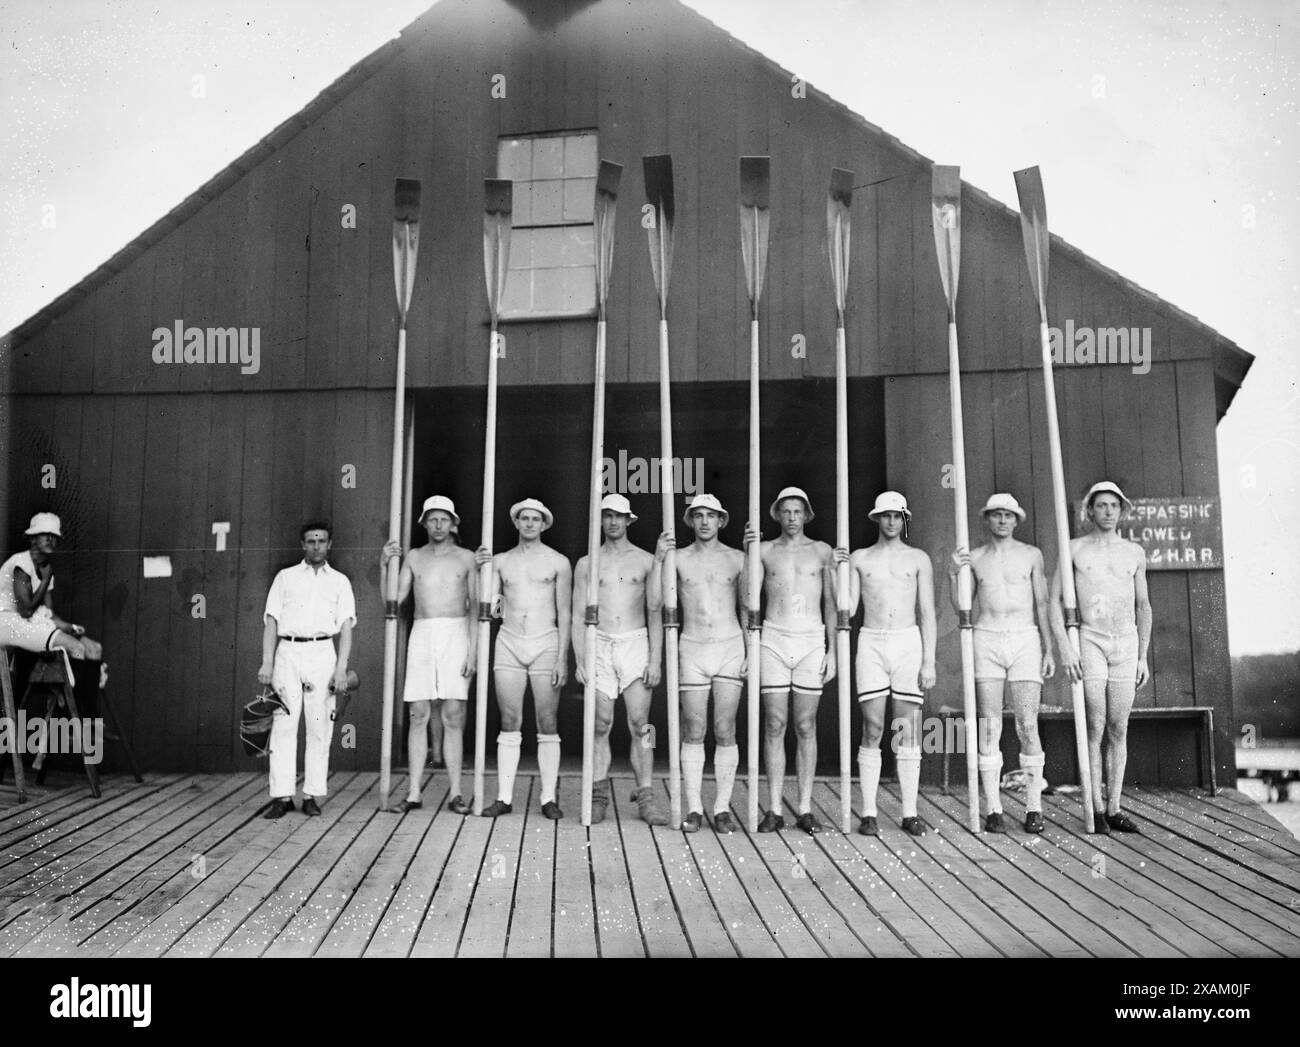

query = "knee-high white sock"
[536, 733, 561, 805]
[1021, 752, 1046, 813]
[496, 731, 522, 803]
[896, 745, 922, 820]
[858, 746, 882, 817]
[712, 744, 739, 815]
[680, 742, 705, 814]
[979, 752, 1003, 814]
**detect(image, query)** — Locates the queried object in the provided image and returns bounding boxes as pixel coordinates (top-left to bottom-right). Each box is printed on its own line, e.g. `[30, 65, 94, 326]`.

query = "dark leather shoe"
[1024, 811, 1045, 834]
[984, 812, 1007, 833]
[301, 797, 322, 817]
[757, 810, 785, 833]
[263, 798, 294, 820]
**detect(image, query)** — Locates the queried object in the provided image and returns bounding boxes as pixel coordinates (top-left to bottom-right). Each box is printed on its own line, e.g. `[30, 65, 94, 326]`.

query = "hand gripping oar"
[1013, 166, 1096, 833]
[740, 156, 770, 833]
[581, 160, 624, 826]
[474, 178, 513, 817]
[644, 154, 682, 827]
[931, 165, 980, 834]
[381, 177, 422, 811]
[828, 167, 854, 834]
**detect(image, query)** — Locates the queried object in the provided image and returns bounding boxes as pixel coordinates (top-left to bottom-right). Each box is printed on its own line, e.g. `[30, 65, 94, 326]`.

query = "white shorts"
[594, 628, 649, 697]
[973, 626, 1043, 684]
[1080, 626, 1139, 685]
[0, 609, 60, 654]
[679, 634, 745, 690]
[760, 622, 825, 695]
[403, 617, 471, 703]
[856, 625, 923, 705]
[495, 627, 559, 677]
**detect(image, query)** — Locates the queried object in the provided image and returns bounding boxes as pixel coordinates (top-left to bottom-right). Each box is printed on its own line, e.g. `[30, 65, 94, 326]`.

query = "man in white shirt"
[258, 520, 357, 818]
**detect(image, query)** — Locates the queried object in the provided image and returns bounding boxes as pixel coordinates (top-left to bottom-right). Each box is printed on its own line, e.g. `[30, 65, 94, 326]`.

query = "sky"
[1, 0, 1296, 654]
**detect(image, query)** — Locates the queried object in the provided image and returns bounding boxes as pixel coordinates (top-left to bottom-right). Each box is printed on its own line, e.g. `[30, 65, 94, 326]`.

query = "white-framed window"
[497, 131, 598, 320]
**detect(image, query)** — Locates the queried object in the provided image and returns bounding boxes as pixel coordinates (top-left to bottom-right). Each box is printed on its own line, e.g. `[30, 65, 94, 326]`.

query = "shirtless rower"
[382, 495, 477, 815]
[573, 494, 667, 826]
[834, 491, 936, 837]
[475, 499, 572, 819]
[745, 486, 836, 835]
[1053, 481, 1151, 834]
[948, 493, 1055, 834]
[651, 493, 746, 834]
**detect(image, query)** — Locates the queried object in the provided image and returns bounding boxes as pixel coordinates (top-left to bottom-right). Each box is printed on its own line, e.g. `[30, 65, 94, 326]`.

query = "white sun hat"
[868, 491, 912, 521]
[683, 493, 729, 529]
[980, 493, 1025, 521]
[25, 512, 63, 537]
[510, 498, 554, 530]
[418, 495, 460, 530]
[600, 493, 637, 523]
[768, 486, 814, 522]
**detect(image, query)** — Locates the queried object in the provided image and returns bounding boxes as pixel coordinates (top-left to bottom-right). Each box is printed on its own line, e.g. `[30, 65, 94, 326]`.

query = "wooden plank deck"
[2, 770, 1298, 958]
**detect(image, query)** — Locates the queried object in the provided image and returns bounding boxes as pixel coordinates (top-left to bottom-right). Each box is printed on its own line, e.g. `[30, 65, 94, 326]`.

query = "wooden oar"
[381, 177, 421, 811]
[827, 167, 854, 834]
[1013, 165, 1096, 833]
[581, 160, 624, 826]
[473, 177, 513, 817]
[644, 154, 682, 827]
[739, 155, 770, 834]
[931, 164, 980, 834]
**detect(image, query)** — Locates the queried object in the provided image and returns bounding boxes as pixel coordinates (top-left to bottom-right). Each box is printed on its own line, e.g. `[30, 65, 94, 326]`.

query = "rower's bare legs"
[532, 676, 562, 810]
[975, 680, 1005, 816]
[792, 691, 820, 815]
[711, 680, 742, 816]
[493, 670, 528, 806]
[406, 700, 431, 802]
[593, 690, 615, 783]
[892, 703, 924, 822]
[1009, 680, 1045, 816]
[1084, 679, 1108, 817]
[858, 694, 888, 818]
[680, 689, 709, 816]
[1104, 680, 1136, 816]
[441, 699, 465, 798]
[762, 689, 790, 813]
[622, 679, 654, 789]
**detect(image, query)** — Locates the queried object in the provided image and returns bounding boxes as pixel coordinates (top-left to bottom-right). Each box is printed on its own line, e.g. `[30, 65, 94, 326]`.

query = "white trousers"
[269, 640, 336, 798]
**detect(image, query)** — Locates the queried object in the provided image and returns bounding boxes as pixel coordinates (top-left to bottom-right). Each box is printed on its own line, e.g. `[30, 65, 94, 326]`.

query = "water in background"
[1235, 777, 1300, 840]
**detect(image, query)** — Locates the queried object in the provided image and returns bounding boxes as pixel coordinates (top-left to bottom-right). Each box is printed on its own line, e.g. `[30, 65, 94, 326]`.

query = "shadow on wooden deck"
[1, 769, 1298, 957]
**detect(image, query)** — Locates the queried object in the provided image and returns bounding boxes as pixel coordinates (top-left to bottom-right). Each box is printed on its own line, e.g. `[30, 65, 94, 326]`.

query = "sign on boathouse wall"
[1074, 496, 1223, 570]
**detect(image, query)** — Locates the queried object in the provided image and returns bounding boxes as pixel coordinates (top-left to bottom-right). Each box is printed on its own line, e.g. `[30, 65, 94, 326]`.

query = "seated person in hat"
[834, 491, 936, 837]
[744, 486, 837, 836]
[382, 495, 477, 815]
[0, 513, 102, 661]
[1052, 481, 1151, 834]
[949, 493, 1056, 834]
[572, 493, 667, 826]
[475, 499, 571, 819]
[651, 493, 746, 834]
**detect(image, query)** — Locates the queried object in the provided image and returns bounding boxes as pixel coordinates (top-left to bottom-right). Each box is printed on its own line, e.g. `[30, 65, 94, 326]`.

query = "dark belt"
[278, 635, 333, 643]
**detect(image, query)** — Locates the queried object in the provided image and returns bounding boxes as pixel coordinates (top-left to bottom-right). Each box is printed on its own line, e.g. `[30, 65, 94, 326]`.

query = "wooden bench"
[939, 704, 1216, 794]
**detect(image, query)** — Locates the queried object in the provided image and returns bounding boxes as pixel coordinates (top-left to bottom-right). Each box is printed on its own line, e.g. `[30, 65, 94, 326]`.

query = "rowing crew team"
[369, 479, 1150, 838]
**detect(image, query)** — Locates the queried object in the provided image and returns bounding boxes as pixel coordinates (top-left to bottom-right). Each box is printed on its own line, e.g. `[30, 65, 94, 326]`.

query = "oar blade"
[827, 167, 853, 316]
[739, 156, 771, 309]
[483, 178, 513, 321]
[392, 178, 422, 317]
[1013, 165, 1049, 319]
[643, 154, 675, 307]
[594, 159, 624, 316]
[930, 164, 961, 313]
